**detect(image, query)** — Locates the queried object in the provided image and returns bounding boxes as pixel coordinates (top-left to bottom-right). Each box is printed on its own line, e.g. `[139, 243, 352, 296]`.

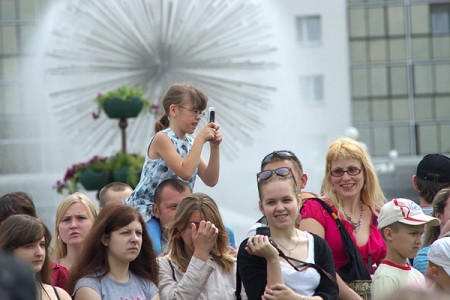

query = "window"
[431, 4, 450, 35]
[296, 15, 321, 46]
[300, 75, 324, 103]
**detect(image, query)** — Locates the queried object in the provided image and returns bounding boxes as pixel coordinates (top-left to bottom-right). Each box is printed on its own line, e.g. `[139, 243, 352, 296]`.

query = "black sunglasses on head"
[261, 150, 302, 171]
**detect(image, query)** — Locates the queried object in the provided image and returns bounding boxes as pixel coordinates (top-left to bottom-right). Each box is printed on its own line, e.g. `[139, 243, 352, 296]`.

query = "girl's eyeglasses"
[330, 167, 362, 177]
[260, 150, 302, 170]
[178, 106, 206, 117]
[257, 167, 292, 181]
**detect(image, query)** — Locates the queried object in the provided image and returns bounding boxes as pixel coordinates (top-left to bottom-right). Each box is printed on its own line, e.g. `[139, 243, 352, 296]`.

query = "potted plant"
[109, 152, 144, 188]
[54, 155, 112, 194]
[95, 86, 152, 119]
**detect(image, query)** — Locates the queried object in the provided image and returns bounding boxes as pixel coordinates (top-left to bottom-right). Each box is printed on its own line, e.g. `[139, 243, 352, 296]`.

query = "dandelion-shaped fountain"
[43, 0, 277, 159]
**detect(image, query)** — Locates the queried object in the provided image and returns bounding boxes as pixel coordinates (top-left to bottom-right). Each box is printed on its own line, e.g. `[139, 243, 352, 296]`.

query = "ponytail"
[154, 114, 170, 132]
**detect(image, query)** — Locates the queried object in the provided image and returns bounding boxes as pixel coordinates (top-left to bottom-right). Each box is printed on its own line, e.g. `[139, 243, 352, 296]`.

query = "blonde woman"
[157, 193, 242, 299]
[53, 192, 98, 272]
[300, 137, 387, 299]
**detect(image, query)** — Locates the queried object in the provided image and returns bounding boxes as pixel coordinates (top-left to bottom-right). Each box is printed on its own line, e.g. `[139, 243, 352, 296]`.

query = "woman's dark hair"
[0, 192, 37, 223]
[154, 83, 208, 132]
[66, 204, 158, 293]
[0, 214, 52, 284]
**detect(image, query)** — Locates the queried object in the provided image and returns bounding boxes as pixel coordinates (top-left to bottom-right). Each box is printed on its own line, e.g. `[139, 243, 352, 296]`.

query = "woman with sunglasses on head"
[125, 83, 222, 225]
[247, 150, 318, 237]
[0, 214, 72, 300]
[158, 193, 243, 299]
[66, 204, 159, 300]
[300, 137, 387, 300]
[237, 167, 337, 300]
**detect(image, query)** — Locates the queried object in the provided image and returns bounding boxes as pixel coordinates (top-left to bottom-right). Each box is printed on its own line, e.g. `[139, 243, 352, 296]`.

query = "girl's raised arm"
[151, 124, 215, 181]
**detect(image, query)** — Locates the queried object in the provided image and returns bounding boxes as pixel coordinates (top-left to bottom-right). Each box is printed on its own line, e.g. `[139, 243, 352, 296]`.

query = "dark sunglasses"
[271, 239, 338, 290]
[257, 167, 293, 182]
[261, 150, 302, 170]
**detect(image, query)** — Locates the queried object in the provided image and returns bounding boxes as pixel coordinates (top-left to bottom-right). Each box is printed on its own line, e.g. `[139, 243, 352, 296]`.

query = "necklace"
[273, 230, 300, 255]
[343, 201, 364, 232]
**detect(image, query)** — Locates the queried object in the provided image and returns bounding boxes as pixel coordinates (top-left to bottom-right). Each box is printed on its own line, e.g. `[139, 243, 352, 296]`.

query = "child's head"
[155, 83, 208, 132]
[427, 237, 450, 293]
[378, 198, 439, 259]
[98, 182, 133, 208]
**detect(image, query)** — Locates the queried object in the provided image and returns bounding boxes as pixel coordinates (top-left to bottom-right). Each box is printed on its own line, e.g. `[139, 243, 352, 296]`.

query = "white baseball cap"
[428, 237, 450, 276]
[377, 198, 440, 229]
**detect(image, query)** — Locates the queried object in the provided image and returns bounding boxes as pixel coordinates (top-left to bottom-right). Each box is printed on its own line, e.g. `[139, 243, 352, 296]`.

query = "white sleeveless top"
[280, 232, 320, 296]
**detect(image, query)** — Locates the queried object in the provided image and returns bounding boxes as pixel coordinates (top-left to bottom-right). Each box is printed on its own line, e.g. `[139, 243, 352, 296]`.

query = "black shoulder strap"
[52, 286, 61, 300]
[304, 197, 371, 279]
[305, 197, 342, 226]
[235, 267, 241, 300]
[168, 260, 177, 282]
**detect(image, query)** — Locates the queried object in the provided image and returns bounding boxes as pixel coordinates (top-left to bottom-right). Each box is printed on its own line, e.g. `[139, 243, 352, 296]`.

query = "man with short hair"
[98, 182, 133, 208]
[412, 154, 450, 215]
[147, 178, 237, 255]
[147, 178, 192, 255]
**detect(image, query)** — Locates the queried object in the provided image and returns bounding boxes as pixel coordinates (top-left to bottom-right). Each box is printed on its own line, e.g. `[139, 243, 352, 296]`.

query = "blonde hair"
[321, 137, 386, 215]
[168, 193, 234, 273]
[53, 192, 98, 259]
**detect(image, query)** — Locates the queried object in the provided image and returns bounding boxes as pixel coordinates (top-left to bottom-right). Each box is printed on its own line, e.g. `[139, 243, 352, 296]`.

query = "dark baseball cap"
[416, 154, 450, 183]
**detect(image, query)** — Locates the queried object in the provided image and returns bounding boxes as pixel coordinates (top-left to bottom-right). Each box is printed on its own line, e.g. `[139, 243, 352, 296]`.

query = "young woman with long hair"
[0, 214, 71, 300]
[67, 204, 159, 300]
[158, 193, 241, 299]
[238, 168, 337, 300]
[53, 192, 98, 272]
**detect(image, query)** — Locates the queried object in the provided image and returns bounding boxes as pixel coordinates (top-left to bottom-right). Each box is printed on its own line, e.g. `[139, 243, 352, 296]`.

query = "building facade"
[348, 0, 450, 158]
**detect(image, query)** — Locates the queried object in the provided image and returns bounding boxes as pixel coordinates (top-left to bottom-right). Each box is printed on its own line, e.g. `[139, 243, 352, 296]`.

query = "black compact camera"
[256, 226, 271, 237]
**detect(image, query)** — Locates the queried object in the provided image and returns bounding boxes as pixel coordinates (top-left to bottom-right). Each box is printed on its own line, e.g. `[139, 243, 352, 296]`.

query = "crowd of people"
[1, 82, 450, 300]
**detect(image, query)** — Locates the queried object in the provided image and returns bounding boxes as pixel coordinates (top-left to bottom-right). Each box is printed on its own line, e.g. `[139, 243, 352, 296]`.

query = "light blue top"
[124, 128, 197, 222]
[413, 245, 430, 275]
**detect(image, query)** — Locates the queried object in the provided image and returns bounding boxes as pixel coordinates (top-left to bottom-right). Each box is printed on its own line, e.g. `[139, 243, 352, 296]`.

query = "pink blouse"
[301, 199, 386, 273]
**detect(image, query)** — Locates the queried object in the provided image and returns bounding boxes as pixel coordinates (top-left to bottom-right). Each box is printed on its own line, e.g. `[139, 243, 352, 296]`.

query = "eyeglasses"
[178, 106, 206, 118]
[261, 150, 302, 171]
[257, 167, 292, 181]
[330, 166, 362, 177]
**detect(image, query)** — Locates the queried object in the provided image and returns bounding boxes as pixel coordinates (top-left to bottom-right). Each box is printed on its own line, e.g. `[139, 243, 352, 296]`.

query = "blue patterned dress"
[124, 128, 197, 222]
